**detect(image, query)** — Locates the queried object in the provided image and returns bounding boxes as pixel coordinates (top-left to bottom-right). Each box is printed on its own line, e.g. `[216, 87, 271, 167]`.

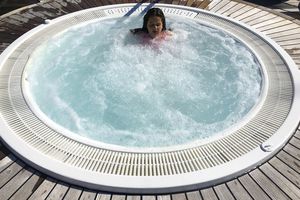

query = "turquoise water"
[26, 16, 262, 148]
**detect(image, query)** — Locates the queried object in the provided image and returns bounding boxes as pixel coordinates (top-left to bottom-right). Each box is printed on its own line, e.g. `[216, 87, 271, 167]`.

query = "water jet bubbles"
[26, 16, 262, 148]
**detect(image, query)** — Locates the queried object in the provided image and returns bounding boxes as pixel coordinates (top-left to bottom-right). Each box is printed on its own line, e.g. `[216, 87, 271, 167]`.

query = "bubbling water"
[26, 16, 262, 148]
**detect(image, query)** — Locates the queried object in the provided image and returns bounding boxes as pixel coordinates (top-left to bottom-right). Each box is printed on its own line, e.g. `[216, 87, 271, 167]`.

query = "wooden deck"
[0, 0, 300, 199]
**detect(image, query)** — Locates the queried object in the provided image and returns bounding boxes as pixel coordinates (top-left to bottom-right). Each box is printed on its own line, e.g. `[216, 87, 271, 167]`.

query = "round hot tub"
[0, 3, 299, 194]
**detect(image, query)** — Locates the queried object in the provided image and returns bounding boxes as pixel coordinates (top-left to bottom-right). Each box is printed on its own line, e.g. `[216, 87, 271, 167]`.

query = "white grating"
[0, 3, 299, 193]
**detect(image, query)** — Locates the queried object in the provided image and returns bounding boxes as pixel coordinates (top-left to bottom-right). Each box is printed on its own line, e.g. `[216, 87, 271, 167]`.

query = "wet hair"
[130, 8, 167, 34]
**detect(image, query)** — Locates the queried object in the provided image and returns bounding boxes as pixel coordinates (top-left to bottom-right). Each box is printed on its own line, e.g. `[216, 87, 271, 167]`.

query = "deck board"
[127, 195, 142, 200]
[0, 166, 35, 200]
[111, 194, 126, 200]
[79, 189, 98, 200]
[59, 185, 83, 200]
[200, 188, 218, 200]
[233, 7, 261, 21]
[9, 172, 44, 200]
[269, 157, 300, 189]
[240, 10, 270, 23]
[276, 150, 300, 173]
[0, 154, 16, 173]
[226, 179, 253, 200]
[260, 162, 300, 200]
[256, 20, 292, 32]
[263, 23, 300, 35]
[250, 169, 290, 200]
[227, 5, 253, 18]
[0, 161, 25, 188]
[290, 137, 300, 149]
[186, 191, 202, 200]
[27, 177, 57, 200]
[272, 33, 300, 42]
[96, 193, 112, 200]
[221, 3, 246, 17]
[0, 0, 300, 199]
[141, 195, 156, 200]
[284, 143, 300, 161]
[238, 174, 271, 200]
[214, 1, 238, 15]
[214, 184, 235, 200]
[46, 182, 69, 200]
[268, 27, 300, 39]
[172, 193, 187, 200]
[209, 0, 231, 13]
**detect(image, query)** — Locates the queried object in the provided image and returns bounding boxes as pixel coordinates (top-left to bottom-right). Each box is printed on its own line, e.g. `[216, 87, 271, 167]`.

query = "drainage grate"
[0, 3, 298, 193]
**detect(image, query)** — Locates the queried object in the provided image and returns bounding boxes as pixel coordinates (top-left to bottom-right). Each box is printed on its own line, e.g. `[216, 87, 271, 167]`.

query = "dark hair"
[131, 8, 167, 34]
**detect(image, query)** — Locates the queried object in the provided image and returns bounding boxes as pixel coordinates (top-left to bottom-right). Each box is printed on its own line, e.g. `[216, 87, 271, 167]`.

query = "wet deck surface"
[0, 0, 300, 199]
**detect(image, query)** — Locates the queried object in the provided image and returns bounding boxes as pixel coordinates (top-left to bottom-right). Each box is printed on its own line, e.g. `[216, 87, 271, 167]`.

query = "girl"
[130, 8, 172, 40]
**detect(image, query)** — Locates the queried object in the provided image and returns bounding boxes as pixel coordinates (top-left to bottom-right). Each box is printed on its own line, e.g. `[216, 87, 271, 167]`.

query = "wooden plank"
[111, 194, 126, 200]
[96, 193, 111, 200]
[277, 39, 300, 46]
[239, 174, 271, 200]
[214, 184, 235, 200]
[241, 10, 269, 24]
[257, 20, 293, 32]
[251, 16, 284, 29]
[81, 0, 98, 7]
[200, 188, 218, 200]
[186, 0, 197, 7]
[205, 0, 221, 10]
[282, 44, 300, 49]
[25, 6, 53, 20]
[172, 193, 187, 200]
[246, 13, 276, 26]
[0, 154, 16, 173]
[272, 33, 300, 43]
[63, 186, 83, 200]
[1, 16, 35, 30]
[268, 28, 300, 39]
[80, 189, 97, 200]
[90, 0, 105, 6]
[9, 172, 44, 200]
[0, 167, 34, 200]
[222, 3, 245, 17]
[127, 195, 141, 200]
[55, 0, 82, 13]
[0, 161, 25, 188]
[261, 162, 300, 200]
[17, 11, 45, 24]
[215, 1, 238, 15]
[142, 196, 156, 200]
[229, 5, 253, 19]
[186, 191, 202, 200]
[226, 179, 252, 200]
[250, 169, 290, 200]
[46, 1, 69, 14]
[209, 0, 231, 13]
[276, 151, 300, 175]
[290, 137, 300, 149]
[37, 2, 66, 18]
[46, 182, 69, 200]
[197, 0, 211, 9]
[28, 177, 57, 200]
[234, 8, 261, 21]
[263, 23, 300, 35]
[157, 195, 171, 200]
[269, 157, 300, 189]
[295, 130, 300, 138]
[284, 143, 300, 161]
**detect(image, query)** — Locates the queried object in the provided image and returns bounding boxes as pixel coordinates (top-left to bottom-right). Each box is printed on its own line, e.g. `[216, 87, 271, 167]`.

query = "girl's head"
[142, 8, 166, 38]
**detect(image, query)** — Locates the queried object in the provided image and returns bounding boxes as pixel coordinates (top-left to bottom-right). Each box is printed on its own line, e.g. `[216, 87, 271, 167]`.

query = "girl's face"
[146, 16, 163, 38]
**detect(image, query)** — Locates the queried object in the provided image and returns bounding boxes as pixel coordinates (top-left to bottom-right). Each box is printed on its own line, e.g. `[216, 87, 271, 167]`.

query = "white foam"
[26, 16, 262, 148]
